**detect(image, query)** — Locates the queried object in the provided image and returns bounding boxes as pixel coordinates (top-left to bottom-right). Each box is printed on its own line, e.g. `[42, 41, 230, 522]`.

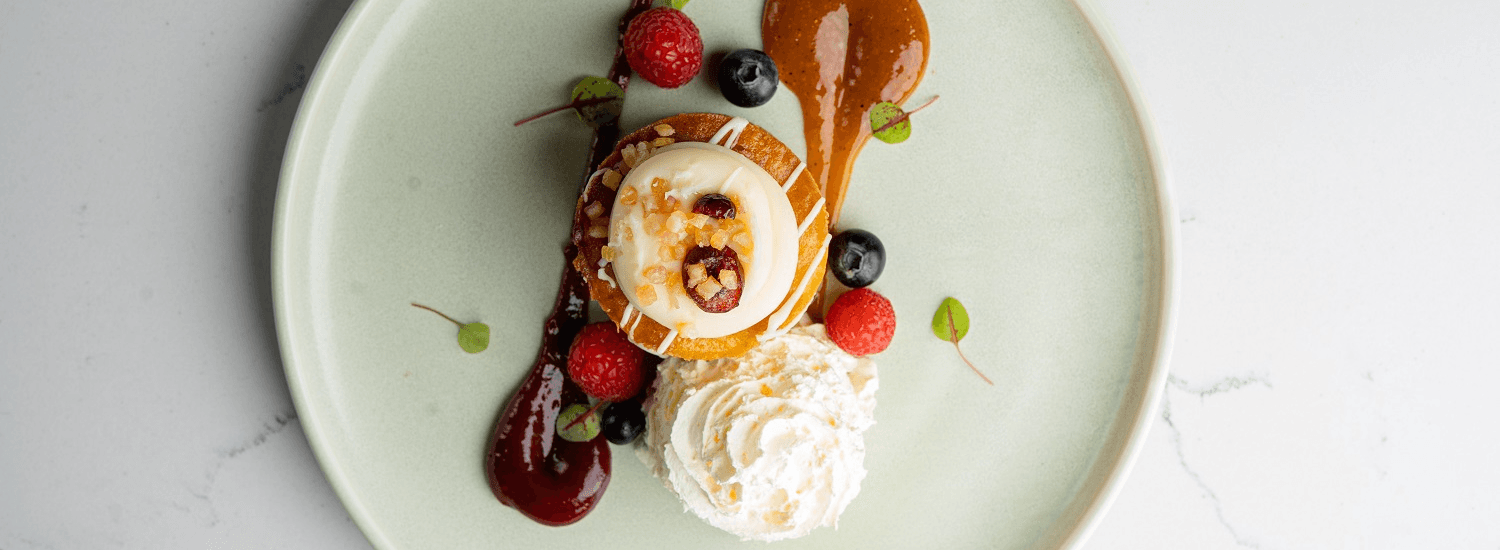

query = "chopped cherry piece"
[692, 193, 736, 219]
[681, 246, 743, 312]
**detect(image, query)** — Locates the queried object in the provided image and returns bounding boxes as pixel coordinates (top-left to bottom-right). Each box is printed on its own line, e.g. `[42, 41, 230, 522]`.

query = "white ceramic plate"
[273, 0, 1173, 548]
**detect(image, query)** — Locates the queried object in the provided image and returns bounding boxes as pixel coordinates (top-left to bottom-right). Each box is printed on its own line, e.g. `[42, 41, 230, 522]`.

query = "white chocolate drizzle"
[583, 168, 606, 195]
[626, 305, 644, 336]
[598, 268, 617, 289]
[709, 117, 751, 149]
[621, 304, 636, 331]
[782, 160, 804, 191]
[719, 166, 742, 194]
[656, 327, 679, 355]
[797, 197, 826, 237]
[761, 234, 832, 340]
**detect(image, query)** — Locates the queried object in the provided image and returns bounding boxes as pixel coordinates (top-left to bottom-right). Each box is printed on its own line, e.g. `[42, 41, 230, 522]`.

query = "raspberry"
[567, 322, 647, 401]
[623, 7, 703, 89]
[825, 288, 897, 356]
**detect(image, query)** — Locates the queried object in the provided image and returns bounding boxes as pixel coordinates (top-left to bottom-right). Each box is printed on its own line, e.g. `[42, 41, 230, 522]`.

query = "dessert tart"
[572, 113, 829, 360]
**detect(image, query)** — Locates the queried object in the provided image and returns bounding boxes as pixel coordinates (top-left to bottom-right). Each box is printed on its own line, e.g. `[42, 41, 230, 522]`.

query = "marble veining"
[258, 63, 310, 112]
[186, 411, 302, 528]
[224, 410, 300, 459]
[1160, 375, 1273, 549]
[1168, 373, 1272, 401]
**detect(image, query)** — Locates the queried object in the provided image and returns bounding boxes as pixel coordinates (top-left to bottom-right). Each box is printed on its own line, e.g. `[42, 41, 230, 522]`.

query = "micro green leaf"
[556, 403, 602, 442]
[569, 76, 625, 128]
[870, 95, 939, 144]
[869, 102, 910, 144]
[665, 0, 691, 9]
[513, 76, 624, 128]
[932, 297, 969, 341]
[412, 303, 489, 354]
[932, 297, 993, 385]
[457, 322, 490, 354]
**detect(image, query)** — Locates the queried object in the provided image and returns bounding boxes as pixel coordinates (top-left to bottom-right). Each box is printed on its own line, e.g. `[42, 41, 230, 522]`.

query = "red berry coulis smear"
[483, 0, 653, 526]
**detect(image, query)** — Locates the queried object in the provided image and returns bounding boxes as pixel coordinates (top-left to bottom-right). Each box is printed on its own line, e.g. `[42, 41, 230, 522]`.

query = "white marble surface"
[2, 0, 1498, 548]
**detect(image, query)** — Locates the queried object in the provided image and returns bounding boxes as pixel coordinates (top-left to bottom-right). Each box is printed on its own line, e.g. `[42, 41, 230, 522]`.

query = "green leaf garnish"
[665, 0, 691, 9]
[513, 76, 625, 128]
[932, 297, 993, 385]
[457, 322, 490, 354]
[569, 76, 625, 128]
[412, 303, 490, 354]
[869, 102, 911, 144]
[932, 297, 969, 341]
[870, 95, 939, 144]
[556, 403, 601, 442]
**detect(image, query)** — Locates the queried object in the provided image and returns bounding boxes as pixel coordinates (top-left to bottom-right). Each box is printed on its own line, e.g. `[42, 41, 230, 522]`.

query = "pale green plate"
[272, 0, 1174, 548]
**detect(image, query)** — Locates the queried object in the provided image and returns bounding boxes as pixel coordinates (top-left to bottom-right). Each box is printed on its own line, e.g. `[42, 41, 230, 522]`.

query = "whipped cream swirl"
[636, 324, 878, 541]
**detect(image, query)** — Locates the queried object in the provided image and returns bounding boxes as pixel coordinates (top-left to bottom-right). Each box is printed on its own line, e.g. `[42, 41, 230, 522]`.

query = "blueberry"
[829, 229, 885, 288]
[717, 49, 778, 108]
[601, 401, 646, 445]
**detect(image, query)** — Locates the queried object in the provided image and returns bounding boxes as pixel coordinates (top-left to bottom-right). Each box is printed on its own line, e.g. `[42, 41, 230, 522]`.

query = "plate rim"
[1046, 1, 1177, 547]
[269, 0, 1178, 548]
[271, 0, 400, 547]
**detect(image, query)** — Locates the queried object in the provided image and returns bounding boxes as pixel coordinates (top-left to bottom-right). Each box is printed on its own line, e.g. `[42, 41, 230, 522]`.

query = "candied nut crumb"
[584, 201, 604, 219]
[645, 265, 670, 284]
[665, 277, 682, 309]
[619, 186, 638, 205]
[621, 145, 638, 167]
[636, 284, 657, 306]
[652, 137, 675, 147]
[695, 278, 723, 300]
[644, 213, 666, 235]
[602, 169, 622, 190]
[650, 177, 669, 203]
[601, 245, 617, 262]
[658, 243, 675, 260]
[710, 229, 729, 249]
[622, 225, 634, 241]
[587, 224, 608, 238]
[654, 124, 675, 136]
[732, 231, 753, 251]
[686, 263, 708, 288]
[720, 269, 739, 290]
[719, 218, 744, 234]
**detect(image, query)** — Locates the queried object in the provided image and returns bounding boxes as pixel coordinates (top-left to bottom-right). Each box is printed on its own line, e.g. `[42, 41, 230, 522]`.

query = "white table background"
[3, 0, 1497, 548]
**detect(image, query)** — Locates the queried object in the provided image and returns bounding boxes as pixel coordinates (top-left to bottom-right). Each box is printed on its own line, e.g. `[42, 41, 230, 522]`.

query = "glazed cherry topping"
[681, 245, 743, 313]
[692, 193, 736, 219]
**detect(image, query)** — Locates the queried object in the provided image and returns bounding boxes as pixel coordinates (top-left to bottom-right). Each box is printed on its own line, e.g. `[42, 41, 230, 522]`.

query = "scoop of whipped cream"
[636, 324, 878, 541]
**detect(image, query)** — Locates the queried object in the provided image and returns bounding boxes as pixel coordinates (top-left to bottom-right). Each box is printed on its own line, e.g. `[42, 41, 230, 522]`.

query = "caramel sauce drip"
[763, 0, 930, 226]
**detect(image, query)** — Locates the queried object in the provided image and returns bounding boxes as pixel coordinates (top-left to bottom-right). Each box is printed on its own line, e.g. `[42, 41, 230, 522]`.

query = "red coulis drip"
[483, 0, 654, 526]
[483, 253, 608, 526]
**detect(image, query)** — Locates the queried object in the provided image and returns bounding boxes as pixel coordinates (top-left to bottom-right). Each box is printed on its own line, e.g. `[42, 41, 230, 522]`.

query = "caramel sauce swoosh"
[763, 0, 930, 227]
